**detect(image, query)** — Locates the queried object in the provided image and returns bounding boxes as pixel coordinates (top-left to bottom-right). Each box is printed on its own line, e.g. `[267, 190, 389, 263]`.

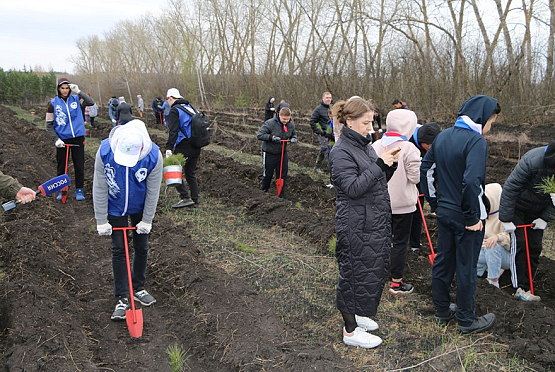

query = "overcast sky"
[0, 0, 166, 74]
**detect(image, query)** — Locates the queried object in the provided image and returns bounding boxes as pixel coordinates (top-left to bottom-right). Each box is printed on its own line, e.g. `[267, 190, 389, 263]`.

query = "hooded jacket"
[373, 109, 420, 214]
[329, 125, 393, 317]
[264, 97, 275, 121]
[484, 183, 510, 250]
[421, 95, 498, 226]
[93, 120, 163, 224]
[499, 145, 555, 222]
[257, 116, 297, 155]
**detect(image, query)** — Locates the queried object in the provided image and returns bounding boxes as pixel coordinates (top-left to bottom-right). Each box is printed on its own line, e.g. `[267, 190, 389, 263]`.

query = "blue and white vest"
[51, 95, 86, 139]
[99, 139, 160, 217]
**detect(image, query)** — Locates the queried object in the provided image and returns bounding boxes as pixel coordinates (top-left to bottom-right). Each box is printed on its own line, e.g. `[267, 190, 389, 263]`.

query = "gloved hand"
[55, 138, 65, 148]
[69, 84, 80, 94]
[551, 193, 555, 206]
[290, 138, 298, 143]
[378, 129, 383, 134]
[165, 150, 172, 158]
[136, 221, 152, 234]
[502, 222, 516, 233]
[532, 218, 547, 230]
[111, 119, 117, 124]
[272, 136, 281, 143]
[97, 223, 113, 236]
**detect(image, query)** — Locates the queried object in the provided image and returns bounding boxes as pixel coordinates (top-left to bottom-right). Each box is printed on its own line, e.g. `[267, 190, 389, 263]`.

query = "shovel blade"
[428, 253, 436, 265]
[276, 179, 284, 196]
[126, 309, 143, 338]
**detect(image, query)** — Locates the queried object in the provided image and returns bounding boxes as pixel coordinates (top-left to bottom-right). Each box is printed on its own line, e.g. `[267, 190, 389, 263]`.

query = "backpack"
[176, 105, 211, 149]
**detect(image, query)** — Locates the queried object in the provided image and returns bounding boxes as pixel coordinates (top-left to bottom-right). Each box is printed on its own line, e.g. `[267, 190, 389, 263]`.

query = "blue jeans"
[477, 243, 511, 279]
[108, 214, 150, 298]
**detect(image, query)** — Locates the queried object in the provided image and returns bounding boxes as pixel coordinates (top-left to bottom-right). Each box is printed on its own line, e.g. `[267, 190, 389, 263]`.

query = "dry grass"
[159, 192, 534, 371]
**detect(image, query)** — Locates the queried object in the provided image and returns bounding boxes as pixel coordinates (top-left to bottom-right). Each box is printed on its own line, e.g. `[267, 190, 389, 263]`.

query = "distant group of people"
[256, 91, 554, 348]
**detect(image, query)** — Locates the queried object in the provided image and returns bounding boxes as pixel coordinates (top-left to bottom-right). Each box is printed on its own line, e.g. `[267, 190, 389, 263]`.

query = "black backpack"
[176, 104, 211, 149]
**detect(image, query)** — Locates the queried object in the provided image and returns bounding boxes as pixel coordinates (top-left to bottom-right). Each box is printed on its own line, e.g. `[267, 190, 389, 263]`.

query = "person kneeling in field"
[93, 120, 163, 320]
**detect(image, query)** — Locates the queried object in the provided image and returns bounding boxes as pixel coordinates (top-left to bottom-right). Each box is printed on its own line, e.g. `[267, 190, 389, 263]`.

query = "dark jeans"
[390, 213, 413, 279]
[56, 136, 85, 188]
[433, 208, 484, 325]
[261, 151, 288, 198]
[109, 214, 150, 298]
[513, 209, 544, 291]
[90, 116, 96, 128]
[409, 194, 425, 247]
[174, 150, 200, 203]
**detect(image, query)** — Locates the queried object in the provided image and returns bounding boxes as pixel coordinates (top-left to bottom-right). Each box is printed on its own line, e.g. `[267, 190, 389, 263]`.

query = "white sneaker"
[343, 327, 382, 348]
[487, 279, 500, 288]
[355, 315, 379, 331]
[514, 287, 541, 302]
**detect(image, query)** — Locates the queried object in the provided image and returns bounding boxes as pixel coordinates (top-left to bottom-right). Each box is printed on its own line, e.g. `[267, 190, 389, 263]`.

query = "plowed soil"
[1, 105, 555, 371]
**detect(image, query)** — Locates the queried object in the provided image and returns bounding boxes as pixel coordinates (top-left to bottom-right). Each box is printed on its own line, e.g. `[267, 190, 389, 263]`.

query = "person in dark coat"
[310, 92, 333, 173]
[421, 95, 500, 334]
[408, 122, 441, 252]
[264, 97, 276, 121]
[152, 97, 163, 125]
[256, 107, 298, 198]
[329, 96, 401, 349]
[499, 141, 555, 301]
[116, 96, 133, 125]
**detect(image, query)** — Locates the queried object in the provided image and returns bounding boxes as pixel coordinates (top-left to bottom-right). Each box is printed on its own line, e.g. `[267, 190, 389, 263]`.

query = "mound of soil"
[1, 105, 555, 371]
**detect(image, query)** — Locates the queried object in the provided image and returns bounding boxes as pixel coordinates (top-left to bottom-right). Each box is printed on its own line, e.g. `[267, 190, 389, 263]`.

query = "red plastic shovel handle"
[516, 224, 535, 295]
[112, 226, 143, 338]
[417, 194, 436, 265]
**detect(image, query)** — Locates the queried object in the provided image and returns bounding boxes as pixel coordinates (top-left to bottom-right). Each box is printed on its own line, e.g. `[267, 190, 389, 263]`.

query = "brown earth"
[0, 105, 555, 371]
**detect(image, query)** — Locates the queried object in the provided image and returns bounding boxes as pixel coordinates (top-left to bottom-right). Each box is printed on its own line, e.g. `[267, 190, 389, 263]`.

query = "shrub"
[163, 153, 186, 167]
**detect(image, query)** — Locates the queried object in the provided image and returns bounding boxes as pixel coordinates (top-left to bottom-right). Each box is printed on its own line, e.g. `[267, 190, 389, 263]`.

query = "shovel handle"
[112, 227, 139, 321]
[516, 224, 535, 295]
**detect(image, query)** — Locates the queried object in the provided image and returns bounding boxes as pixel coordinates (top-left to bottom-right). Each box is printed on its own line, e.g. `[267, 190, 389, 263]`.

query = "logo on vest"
[135, 168, 148, 182]
[104, 163, 120, 198]
[70, 102, 78, 109]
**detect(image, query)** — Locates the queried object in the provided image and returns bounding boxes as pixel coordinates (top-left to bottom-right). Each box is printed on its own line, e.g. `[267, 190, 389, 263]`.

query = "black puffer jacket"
[257, 117, 297, 155]
[329, 126, 394, 317]
[500, 146, 555, 222]
[309, 101, 330, 135]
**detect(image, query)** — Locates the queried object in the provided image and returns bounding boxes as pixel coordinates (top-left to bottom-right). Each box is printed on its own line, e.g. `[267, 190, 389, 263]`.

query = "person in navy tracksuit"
[421, 95, 500, 335]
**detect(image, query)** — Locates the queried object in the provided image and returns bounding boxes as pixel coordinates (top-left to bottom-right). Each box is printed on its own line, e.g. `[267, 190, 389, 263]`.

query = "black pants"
[174, 149, 200, 203]
[390, 213, 413, 279]
[409, 194, 425, 247]
[109, 214, 149, 298]
[56, 136, 85, 188]
[513, 209, 544, 291]
[261, 151, 288, 198]
[90, 116, 96, 128]
[433, 208, 484, 325]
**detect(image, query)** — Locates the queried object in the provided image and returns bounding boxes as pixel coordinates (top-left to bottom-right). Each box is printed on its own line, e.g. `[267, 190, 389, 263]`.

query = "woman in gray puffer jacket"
[329, 97, 401, 349]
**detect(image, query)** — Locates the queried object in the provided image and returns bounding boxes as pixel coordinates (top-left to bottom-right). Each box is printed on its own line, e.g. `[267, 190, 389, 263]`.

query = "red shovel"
[112, 226, 143, 338]
[517, 224, 535, 295]
[61, 144, 80, 204]
[276, 140, 289, 197]
[417, 194, 437, 265]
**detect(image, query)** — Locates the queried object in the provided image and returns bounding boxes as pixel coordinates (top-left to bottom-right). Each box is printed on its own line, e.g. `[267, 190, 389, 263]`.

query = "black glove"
[290, 138, 298, 143]
[272, 136, 281, 143]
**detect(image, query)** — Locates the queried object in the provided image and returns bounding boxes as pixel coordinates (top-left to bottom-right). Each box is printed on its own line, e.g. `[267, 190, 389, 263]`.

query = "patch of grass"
[235, 241, 256, 253]
[166, 343, 189, 372]
[327, 236, 336, 255]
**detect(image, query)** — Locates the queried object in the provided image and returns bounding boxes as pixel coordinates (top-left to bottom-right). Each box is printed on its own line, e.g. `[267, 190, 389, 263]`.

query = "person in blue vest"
[93, 119, 163, 320]
[165, 88, 201, 208]
[421, 95, 500, 334]
[45, 77, 94, 201]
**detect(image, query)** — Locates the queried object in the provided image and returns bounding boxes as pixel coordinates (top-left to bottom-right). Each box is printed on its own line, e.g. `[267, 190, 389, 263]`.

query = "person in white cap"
[165, 87, 201, 208]
[92, 120, 163, 321]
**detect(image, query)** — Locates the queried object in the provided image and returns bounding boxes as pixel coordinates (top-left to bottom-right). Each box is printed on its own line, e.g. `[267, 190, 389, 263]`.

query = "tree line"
[42, 0, 555, 124]
[0, 70, 56, 106]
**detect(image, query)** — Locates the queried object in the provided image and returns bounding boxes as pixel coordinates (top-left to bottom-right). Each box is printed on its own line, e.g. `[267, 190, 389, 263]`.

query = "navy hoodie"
[420, 95, 498, 226]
